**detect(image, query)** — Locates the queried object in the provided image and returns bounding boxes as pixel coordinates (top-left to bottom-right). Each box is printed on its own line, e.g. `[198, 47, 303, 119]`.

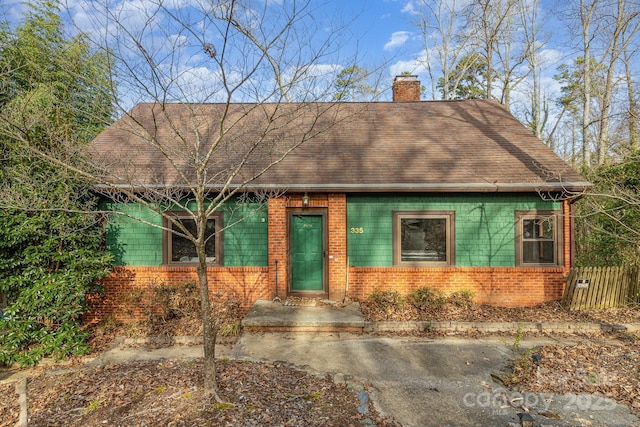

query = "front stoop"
[241, 300, 366, 332]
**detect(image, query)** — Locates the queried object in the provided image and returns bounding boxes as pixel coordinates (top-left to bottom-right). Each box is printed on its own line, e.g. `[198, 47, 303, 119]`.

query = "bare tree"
[520, 0, 550, 139]
[412, 0, 472, 100]
[464, 0, 520, 101]
[2, 0, 360, 402]
[623, 45, 639, 150]
[572, 0, 640, 165]
[597, 0, 640, 163]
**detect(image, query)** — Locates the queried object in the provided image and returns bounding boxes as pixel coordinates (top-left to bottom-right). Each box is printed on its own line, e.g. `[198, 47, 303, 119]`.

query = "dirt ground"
[1, 301, 639, 426]
[0, 358, 398, 427]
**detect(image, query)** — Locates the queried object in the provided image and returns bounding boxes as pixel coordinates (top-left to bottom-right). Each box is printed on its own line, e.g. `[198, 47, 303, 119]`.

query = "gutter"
[95, 181, 593, 194]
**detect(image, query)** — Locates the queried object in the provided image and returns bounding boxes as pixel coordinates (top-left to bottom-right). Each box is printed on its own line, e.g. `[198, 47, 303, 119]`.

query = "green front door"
[290, 214, 325, 292]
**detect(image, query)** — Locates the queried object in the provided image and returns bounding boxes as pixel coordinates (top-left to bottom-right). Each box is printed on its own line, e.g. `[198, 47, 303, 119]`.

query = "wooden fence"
[562, 266, 640, 311]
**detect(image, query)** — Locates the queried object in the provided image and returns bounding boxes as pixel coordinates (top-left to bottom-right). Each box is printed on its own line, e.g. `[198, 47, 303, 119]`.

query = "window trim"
[393, 210, 455, 266]
[515, 210, 563, 267]
[163, 211, 223, 266]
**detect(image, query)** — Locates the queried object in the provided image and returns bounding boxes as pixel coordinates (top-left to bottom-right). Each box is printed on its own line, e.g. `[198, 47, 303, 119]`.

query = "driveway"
[231, 332, 639, 427]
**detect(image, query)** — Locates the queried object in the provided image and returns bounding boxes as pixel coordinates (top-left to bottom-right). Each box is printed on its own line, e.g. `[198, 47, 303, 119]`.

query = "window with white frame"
[393, 211, 455, 266]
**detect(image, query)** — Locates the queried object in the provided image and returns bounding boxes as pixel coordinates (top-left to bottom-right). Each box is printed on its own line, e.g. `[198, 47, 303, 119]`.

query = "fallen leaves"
[0, 359, 398, 427]
[509, 337, 640, 416]
[361, 300, 640, 324]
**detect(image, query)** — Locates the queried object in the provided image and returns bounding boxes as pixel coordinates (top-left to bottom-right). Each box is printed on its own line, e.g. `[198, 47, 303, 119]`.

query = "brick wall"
[327, 193, 348, 301]
[346, 266, 568, 307]
[86, 266, 268, 323]
[392, 75, 421, 102]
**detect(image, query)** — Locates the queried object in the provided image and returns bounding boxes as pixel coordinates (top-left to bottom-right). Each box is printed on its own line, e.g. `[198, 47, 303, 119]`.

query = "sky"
[324, 0, 574, 99]
[1, 0, 578, 109]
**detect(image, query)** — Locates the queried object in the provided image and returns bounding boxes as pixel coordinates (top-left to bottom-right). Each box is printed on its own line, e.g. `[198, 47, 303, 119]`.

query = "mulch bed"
[0, 358, 398, 427]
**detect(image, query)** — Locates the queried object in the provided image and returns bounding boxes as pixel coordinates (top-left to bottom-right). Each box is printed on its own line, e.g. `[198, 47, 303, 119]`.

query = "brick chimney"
[392, 75, 421, 102]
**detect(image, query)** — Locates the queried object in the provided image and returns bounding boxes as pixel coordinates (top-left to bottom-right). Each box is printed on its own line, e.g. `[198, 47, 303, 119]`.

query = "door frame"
[287, 208, 328, 296]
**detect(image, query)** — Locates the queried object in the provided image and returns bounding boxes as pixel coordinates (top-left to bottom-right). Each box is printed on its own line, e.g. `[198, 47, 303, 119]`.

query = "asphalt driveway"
[231, 333, 640, 427]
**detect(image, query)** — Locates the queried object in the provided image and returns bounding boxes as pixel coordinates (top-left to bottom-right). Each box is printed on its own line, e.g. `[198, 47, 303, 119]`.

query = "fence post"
[15, 377, 28, 427]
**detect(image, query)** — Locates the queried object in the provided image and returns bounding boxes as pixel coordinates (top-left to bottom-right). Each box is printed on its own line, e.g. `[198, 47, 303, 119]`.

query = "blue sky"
[2, 0, 576, 107]
[324, 0, 574, 103]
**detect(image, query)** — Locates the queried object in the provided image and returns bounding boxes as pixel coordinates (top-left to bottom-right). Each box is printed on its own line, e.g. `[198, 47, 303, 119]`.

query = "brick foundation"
[86, 266, 268, 323]
[346, 266, 568, 307]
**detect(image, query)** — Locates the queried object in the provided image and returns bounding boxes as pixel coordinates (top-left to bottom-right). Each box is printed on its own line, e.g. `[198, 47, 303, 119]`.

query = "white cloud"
[384, 31, 411, 51]
[400, 1, 416, 15]
[538, 48, 563, 67]
[389, 57, 429, 78]
[1, 0, 28, 26]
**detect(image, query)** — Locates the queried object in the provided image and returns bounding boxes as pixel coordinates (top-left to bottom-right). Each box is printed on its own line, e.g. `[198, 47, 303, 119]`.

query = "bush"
[149, 281, 200, 321]
[448, 289, 475, 309]
[367, 289, 404, 312]
[406, 287, 446, 311]
[0, 209, 113, 366]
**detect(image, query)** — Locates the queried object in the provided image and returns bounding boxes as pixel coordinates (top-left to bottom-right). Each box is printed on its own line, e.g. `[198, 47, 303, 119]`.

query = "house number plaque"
[350, 227, 364, 234]
[576, 278, 590, 289]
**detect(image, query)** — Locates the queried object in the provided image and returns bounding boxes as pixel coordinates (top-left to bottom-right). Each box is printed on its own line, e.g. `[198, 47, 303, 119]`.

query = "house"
[88, 76, 591, 321]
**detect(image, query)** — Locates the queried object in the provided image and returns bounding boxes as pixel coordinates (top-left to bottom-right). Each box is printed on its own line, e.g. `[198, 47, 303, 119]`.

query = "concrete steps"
[241, 300, 365, 332]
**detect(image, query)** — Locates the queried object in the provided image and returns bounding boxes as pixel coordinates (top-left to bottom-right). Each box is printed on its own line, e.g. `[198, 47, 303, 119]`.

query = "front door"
[290, 213, 326, 293]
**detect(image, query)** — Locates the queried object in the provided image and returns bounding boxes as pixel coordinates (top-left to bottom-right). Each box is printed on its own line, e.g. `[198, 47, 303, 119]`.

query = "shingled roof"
[89, 99, 590, 193]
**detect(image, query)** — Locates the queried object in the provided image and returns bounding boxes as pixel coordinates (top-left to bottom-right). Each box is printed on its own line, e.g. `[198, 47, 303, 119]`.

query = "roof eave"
[95, 181, 593, 194]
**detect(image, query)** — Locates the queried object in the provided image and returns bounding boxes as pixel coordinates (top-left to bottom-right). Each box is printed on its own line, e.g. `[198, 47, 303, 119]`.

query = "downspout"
[273, 259, 281, 303]
[344, 256, 349, 302]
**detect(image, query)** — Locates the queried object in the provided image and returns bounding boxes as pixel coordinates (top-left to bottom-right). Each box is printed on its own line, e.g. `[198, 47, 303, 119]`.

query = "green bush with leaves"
[0, 1, 115, 366]
[0, 206, 113, 366]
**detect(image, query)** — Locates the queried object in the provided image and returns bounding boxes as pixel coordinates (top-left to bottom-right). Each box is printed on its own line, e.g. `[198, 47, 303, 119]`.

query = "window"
[393, 211, 455, 266]
[515, 210, 562, 266]
[164, 212, 223, 265]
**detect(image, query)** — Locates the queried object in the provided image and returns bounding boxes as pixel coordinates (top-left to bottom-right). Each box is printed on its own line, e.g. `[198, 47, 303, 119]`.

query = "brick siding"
[86, 266, 268, 323]
[346, 266, 568, 307]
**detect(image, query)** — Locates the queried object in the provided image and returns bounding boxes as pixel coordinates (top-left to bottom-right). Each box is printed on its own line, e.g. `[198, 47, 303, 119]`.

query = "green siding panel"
[346, 194, 560, 267]
[224, 203, 269, 266]
[104, 200, 268, 267]
[104, 202, 163, 266]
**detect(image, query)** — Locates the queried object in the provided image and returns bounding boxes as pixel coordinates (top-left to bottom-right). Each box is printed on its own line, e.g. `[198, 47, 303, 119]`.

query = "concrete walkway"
[231, 332, 639, 427]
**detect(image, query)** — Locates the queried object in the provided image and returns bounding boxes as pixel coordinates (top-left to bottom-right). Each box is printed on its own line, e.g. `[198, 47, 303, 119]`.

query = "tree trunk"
[197, 256, 222, 403]
[623, 16, 639, 150]
[626, 53, 639, 150]
[581, 0, 595, 166]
